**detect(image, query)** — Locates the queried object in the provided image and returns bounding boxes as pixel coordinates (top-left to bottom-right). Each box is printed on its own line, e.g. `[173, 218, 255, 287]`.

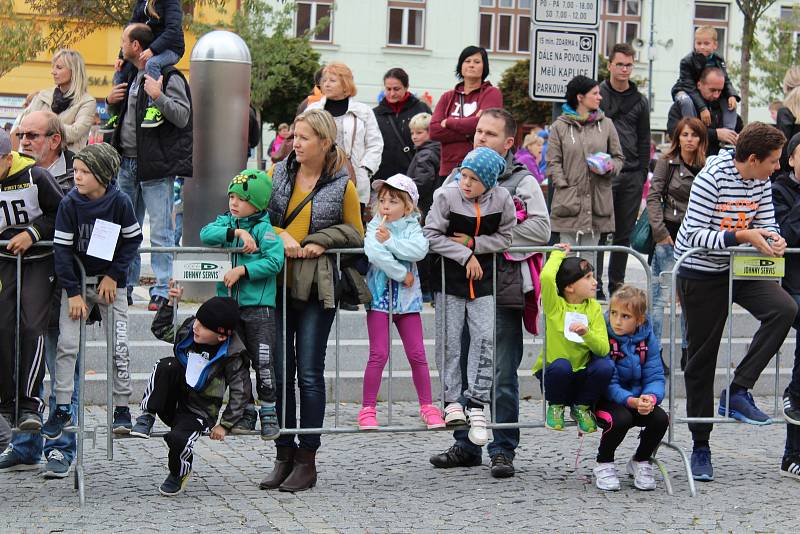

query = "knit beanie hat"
[196, 296, 240, 337]
[556, 256, 595, 297]
[73, 143, 121, 187]
[228, 169, 272, 212]
[458, 146, 506, 191]
[788, 132, 800, 162]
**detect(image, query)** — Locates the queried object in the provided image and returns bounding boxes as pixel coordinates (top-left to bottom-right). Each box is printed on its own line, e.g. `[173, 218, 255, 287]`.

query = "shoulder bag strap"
[660, 164, 678, 206]
[386, 116, 413, 163]
[283, 185, 322, 229]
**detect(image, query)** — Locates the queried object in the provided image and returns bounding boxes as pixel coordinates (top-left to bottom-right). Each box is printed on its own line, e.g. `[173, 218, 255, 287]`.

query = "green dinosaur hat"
[228, 169, 272, 211]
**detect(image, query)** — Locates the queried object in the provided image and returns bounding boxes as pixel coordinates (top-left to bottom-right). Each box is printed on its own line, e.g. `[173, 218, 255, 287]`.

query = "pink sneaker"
[358, 406, 378, 430]
[420, 404, 446, 429]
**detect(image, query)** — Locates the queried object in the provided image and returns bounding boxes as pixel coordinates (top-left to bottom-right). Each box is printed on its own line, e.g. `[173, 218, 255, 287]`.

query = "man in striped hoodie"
[675, 122, 797, 482]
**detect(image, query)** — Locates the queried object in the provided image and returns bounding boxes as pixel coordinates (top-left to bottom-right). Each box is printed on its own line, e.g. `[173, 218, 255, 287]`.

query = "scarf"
[51, 87, 72, 115]
[387, 92, 410, 115]
[561, 103, 604, 125]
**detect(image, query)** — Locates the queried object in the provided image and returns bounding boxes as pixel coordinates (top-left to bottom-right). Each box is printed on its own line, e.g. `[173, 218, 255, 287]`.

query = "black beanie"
[556, 256, 594, 297]
[196, 296, 240, 336]
[788, 132, 800, 164]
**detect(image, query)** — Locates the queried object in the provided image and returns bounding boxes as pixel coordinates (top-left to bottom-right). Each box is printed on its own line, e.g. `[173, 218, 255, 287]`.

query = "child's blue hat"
[457, 146, 506, 191]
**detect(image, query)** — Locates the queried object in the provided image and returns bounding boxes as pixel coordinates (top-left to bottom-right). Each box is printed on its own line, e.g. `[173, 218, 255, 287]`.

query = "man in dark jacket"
[429, 108, 550, 479]
[771, 132, 800, 480]
[667, 67, 742, 157]
[106, 23, 192, 310]
[596, 43, 651, 299]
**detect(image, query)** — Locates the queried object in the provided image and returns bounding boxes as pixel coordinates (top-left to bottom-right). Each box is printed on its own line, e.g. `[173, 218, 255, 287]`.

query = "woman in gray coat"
[546, 76, 624, 261]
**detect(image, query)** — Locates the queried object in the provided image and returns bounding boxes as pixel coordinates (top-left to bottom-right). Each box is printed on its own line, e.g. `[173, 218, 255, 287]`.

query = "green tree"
[734, 0, 779, 122]
[227, 0, 323, 129]
[0, 0, 46, 77]
[498, 59, 552, 127]
[746, 7, 800, 105]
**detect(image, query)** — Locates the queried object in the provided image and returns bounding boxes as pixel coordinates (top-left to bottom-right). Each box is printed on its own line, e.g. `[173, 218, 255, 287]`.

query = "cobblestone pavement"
[0, 399, 795, 533]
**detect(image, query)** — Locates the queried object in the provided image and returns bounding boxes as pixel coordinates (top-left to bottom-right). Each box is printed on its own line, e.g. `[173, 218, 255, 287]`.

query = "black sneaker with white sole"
[0, 446, 40, 471]
[490, 453, 515, 478]
[17, 411, 42, 431]
[783, 391, 800, 426]
[42, 450, 71, 479]
[159, 471, 191, 496]
[131, 413, 156, 438]
[113, 406, 132, 434]
[781, 456, 800, 480]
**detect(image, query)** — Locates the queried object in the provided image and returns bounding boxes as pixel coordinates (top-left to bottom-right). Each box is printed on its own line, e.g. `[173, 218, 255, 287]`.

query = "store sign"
[173, 260, 231, 282]
[732, 255, 785, 279]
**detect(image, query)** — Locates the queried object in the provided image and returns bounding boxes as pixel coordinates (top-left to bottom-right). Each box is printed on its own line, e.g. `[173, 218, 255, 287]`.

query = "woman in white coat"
[307, 62, 383, 206]
[14, 49, 96, 152]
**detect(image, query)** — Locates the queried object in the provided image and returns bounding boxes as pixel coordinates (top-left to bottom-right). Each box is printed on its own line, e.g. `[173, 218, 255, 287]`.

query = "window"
[694, 2, 729, 55]
[387, 2, 425, 47]
[601, 0, 641, 57]
[518, 15, 531, 52]
[295, 1, 332, 42]
[478, 0, 531, 54]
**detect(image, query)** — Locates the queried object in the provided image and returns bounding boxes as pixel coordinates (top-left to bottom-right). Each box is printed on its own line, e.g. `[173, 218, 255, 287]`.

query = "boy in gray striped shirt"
[675, 122, 797, 482]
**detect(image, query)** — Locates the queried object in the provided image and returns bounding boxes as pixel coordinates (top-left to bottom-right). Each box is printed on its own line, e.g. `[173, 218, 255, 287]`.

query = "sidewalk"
[1, 399, 794, 532]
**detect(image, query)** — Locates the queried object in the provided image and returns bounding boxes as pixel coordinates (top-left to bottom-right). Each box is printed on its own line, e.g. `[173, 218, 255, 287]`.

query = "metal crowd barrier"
[0, 241, 91, 506]
[665, 246, 798, 497]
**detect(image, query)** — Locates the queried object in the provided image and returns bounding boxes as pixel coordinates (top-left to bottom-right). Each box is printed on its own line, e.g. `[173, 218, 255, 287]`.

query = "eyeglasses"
[613, 63, 635, 70]
[15, 131, 55, 141]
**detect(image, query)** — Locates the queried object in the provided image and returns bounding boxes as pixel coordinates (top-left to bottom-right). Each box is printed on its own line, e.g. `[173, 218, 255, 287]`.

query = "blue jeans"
[10, 327, 79, 463]
[274, 295, 336, 451]
[675, 91, 738, 130]
[117, 157, 174, 299]
[535, 357, 614, 405]
[650, 243, 687, 355]
[455, 308, 524, 459]
[786, 294, 800, 458]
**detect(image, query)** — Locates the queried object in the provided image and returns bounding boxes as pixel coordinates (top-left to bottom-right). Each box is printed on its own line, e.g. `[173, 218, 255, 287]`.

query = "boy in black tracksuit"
[0, 130, 64, 429]
[130, 291, 250, 496]
[771, 132, 800, 481]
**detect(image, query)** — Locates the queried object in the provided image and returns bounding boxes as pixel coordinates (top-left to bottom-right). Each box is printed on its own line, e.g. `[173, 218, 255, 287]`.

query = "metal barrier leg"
[387, 277, 393, 426]
[334, 253, 341, 428]
[75, 263, 87, 506]
[14, 254, 21, 426]
[106, 306, 114, 460]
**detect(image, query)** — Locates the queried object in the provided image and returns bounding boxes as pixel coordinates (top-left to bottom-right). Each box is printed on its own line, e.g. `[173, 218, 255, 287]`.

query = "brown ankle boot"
[279, 448, 317, 492]
[259, 446, 295, 490]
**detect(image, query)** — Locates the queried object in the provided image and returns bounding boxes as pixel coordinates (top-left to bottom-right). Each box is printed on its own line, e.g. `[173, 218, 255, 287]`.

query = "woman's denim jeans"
[650, 243, 687, 359]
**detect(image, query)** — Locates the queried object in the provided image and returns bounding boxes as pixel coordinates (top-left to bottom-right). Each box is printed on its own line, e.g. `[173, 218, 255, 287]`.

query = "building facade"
[289, 0, 789, 137]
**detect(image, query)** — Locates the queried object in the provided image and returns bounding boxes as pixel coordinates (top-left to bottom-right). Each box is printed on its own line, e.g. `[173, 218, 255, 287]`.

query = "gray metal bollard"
[183, 30, 252, 300]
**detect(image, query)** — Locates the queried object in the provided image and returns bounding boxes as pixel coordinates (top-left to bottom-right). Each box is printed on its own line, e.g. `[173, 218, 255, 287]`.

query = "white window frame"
[606, 0, 622, 16]
[624, 21, 639, 45]
[694, 2, 730, 55]
[496, 13, 514, 52]
[517, 14, 531, 53]
[605, 20, 620, 57]
[499, 0, 515, 7]
[694, 1, 728, 21]
[387, 7, 426, 48]
[480, 12, 495, 51]
[295, 1, 333, 43]
[625, 0, 640, 16]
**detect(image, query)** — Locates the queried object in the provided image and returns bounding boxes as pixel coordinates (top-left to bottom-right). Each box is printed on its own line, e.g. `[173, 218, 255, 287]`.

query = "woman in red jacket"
[430, 45, 503, 180]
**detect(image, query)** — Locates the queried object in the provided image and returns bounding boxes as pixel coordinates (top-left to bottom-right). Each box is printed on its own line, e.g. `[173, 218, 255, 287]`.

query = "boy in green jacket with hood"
[200, 169, 285, 440]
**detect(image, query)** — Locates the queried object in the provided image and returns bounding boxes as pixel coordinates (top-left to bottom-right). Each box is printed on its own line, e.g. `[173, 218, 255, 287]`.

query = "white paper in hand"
[86, 219, 121, 261]
[564, 311, 589, 343]
[185, 351, 209, 388]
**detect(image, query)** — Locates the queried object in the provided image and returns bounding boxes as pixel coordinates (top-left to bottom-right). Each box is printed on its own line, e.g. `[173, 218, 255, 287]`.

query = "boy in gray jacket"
[423, 147, 515, 447]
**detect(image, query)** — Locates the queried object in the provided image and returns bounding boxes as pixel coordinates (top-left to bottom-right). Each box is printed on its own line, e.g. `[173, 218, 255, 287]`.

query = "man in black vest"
[667, 67, 742, 157]
[106, 22, 192, 310]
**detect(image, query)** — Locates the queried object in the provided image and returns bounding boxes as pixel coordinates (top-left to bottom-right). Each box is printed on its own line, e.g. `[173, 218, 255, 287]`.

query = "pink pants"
[363, 310, 433, 407]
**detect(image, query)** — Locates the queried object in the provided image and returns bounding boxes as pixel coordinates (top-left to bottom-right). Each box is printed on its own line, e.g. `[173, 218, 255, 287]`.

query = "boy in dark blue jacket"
[42, 143, 143, 440]
[771, 132, 800, 481]
[593, 286, 667, 492]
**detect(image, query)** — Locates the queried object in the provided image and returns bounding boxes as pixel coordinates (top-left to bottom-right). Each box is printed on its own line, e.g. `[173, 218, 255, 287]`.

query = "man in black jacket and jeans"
[596, 43, 651, 299]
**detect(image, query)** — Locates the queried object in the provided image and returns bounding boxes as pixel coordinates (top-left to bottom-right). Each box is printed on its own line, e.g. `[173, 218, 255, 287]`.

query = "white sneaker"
[626, 458, 656, 490]
[466, 407, 488, 446]
[593, 462, 620, 491]
[444, 403, 466, 425]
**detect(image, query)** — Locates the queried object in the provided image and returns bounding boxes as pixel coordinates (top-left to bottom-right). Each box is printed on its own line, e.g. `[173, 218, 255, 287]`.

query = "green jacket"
[200, 210, 285, 307]
[533, 250, 609, 373]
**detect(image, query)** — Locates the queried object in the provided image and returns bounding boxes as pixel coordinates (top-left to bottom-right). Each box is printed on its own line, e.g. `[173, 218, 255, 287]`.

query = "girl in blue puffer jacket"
[360, 174, 445, 431]
[593, 285, 668, 493]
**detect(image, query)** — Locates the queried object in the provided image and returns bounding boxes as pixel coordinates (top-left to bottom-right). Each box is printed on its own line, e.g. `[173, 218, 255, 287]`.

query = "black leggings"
[595, 400, 669, 463]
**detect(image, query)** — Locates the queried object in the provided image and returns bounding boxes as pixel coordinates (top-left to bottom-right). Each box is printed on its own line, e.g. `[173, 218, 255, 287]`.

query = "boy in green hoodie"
[199, 169, 285, 439]
[534, 243, 613, 433]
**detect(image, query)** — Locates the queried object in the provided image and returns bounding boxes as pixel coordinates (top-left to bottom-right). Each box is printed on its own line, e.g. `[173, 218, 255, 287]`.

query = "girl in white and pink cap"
[360, 173, 445, 430]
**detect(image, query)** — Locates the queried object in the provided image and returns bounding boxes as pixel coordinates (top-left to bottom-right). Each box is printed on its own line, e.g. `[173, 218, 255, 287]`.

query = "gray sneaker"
[0, 446, 40, 471]
[42, 450, 71, 479]
[17, 411, 42, 431]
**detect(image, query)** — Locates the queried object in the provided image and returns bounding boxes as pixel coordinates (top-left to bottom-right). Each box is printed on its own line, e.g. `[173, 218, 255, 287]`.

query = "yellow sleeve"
[541, 250, 565, 315]
[583, 302, 611, 357]
[343, 181, 364, 236]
